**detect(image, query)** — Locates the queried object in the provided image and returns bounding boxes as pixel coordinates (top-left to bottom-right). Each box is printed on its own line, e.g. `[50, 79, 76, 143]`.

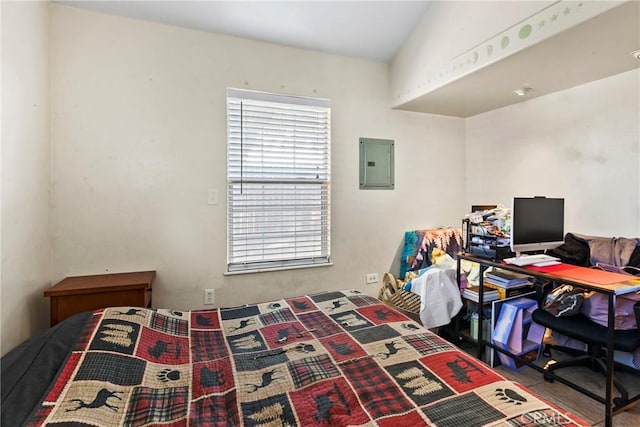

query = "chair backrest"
[531, 308, 640, 353]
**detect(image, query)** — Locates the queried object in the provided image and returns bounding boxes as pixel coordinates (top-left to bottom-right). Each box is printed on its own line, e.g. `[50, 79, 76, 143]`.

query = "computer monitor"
[510, 197, 564, 256]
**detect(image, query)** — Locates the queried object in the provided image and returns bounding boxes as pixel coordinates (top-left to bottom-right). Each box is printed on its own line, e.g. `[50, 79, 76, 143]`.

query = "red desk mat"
[525, 264, 635, 285]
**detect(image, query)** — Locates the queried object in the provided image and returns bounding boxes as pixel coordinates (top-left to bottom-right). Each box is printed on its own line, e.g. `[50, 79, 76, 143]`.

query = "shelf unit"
[492, 296, 544, 371]
[454, 290, 535, 367]
[462, 218, 513, 260]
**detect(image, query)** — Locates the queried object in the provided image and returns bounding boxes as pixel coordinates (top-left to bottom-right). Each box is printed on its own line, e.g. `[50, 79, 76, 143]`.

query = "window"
[226, 89, 331, 273]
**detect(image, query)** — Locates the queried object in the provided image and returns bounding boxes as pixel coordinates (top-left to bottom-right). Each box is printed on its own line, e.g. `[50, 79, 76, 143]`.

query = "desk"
[457, 253, 640, 427]
[44, 271, 155, 326]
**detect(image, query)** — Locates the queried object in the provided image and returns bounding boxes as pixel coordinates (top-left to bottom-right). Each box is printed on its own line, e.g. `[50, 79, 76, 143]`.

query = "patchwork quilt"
[26, 290, 587, 426]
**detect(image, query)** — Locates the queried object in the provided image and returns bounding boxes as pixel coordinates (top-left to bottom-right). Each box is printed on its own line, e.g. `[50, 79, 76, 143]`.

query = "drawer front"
[52, 289, 147, 325]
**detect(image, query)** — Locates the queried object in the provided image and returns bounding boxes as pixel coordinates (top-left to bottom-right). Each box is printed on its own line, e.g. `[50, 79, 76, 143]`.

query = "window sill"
[224, 262, 333, 276]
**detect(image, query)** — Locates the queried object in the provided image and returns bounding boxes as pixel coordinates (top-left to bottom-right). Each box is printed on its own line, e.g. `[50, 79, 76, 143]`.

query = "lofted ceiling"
[54, 0, 431, 63]
[54, 0, 639, 117]
[396, 1, 640, 117]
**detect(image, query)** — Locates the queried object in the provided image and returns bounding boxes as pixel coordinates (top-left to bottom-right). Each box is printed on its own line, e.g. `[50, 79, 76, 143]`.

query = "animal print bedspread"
[27, 290, 587, 426]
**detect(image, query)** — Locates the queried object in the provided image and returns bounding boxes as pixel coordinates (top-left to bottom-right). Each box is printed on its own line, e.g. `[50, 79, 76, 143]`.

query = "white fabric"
[410, 268, 463, 328]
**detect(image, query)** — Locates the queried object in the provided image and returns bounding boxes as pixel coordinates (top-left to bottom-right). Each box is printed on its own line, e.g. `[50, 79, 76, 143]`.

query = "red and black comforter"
[6, 290, 587, 426]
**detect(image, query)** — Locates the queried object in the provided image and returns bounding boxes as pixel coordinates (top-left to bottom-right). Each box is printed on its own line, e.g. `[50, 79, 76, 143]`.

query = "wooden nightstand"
[44, 270, 155, 326]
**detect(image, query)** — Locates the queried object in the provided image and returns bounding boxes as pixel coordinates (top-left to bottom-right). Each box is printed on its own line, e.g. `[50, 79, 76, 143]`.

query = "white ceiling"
[54, 0, 639, 117]
[55, 0, 431, 62]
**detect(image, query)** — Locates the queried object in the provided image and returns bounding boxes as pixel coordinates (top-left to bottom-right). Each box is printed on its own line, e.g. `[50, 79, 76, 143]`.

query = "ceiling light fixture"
[513, 87, 533, 96]
[629, 48, 640, 60]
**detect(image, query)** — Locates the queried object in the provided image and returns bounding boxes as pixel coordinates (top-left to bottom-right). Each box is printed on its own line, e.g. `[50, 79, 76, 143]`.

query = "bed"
[2, 289, 588, 426]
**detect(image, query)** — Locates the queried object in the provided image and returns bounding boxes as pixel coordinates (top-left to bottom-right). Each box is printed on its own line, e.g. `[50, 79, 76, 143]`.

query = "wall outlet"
[366, 273, 379, 284]
[204, 288, 215, 305]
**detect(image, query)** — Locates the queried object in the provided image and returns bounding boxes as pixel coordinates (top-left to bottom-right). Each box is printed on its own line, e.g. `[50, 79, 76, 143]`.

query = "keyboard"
[503, 254, 560, 266]
[532, 260, 561, 267]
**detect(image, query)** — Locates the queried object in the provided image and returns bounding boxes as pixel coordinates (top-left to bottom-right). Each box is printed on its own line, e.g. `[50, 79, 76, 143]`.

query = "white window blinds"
[227, 89, 331, 272]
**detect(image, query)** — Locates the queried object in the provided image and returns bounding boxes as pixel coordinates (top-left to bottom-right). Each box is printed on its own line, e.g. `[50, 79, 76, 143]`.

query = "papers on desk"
[485, 270, 532, 287]
[503, 254, 560, 266]
[463, 286, 499, 303]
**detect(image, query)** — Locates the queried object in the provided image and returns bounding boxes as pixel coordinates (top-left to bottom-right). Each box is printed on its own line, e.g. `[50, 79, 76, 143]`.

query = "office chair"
[531, 281, 640, 407]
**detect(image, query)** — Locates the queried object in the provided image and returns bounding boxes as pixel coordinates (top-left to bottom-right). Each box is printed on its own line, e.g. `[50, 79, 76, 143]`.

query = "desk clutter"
[463, 205, 514, 260]
[456, 248, 640, 425]
[379, 227, 463, 328]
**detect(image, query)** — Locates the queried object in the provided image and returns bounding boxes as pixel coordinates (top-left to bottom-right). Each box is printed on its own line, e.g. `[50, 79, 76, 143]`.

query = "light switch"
[208, 189, 218, 205]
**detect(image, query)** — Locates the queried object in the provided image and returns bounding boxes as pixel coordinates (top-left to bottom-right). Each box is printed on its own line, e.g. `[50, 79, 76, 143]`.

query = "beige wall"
[1, 1, 51, 356]
[3, 3, 638, 356]
[49, 5, 466, 312]
[465, 69, 640, 237]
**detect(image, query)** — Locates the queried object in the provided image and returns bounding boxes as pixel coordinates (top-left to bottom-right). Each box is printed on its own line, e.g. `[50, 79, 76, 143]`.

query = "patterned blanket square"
[124, 385, 188, 426]
[191, 357, 234, 399]
[473, 381, 574, 421]
[220, 304, 261, 320]
[191, 329, 228, 362]
[288, 378, 371, 425]
[356, 304, 408, 325]
[89, 318, 141, 355]
[346, 293, 379, 307]
[319, 333, 368, 363]
[388, 320, 428, 335]
[190, 310, 221, 330]
[361, 338, 420, 367]
[103, 306, 152, 326]
[402, 331, 456, 356]
[240, 393, 297, 426]
[233, 348, 290, 372]
[330, 310, 374, 332]
[256, 299, 289, 313]
[339, 357, 414, 419]
[136, 327, 190, 365]
[349, 323, 400, 345]
[285, 295, 317, 313]
[260, 321, 313, 349]
[141, 362, 189, 389]
[297, 311, 343, 338]
[309, 290, 350, 303]
[74, 353, 146, 386]
[190, 390, 240, 426]
[226, 330, 268, 354]
[48, 381, 132, 425]
[222, 315, 260, 336]
[236, 363, 295, 401]
[258, 307, 296, 326]
[287, 354, 340, 389]
[316, 296, 358, 314]
[422, 391, 506, 427]
[384, 360, 454, 406]
[419, 351, 503, 393]
[150, 310, 189, 336]
[375, 409, 429, 427]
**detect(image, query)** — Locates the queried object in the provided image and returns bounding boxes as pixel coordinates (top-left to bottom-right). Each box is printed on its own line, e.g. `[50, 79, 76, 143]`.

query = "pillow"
[581, 292, 640, 330]
[585, 236, 639, 267]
